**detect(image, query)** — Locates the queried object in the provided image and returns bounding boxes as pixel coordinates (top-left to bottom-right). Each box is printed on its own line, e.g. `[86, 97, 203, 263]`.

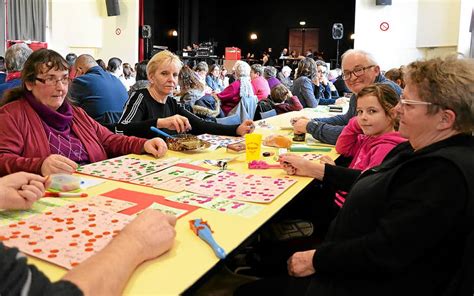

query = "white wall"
[354, 0, 470, 71]
[47, 0, 139, 64]
[354, 0, 424, 70]
[416, 0, 460, 48]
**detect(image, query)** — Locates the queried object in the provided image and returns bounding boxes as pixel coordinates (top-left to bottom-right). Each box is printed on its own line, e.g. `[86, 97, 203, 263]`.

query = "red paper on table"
[100, 188, 197, 216]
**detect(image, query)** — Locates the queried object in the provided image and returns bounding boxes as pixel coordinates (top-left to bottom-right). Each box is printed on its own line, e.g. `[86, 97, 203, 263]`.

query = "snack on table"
[166, 134, 210, 151]
[263, 135, 292, 148]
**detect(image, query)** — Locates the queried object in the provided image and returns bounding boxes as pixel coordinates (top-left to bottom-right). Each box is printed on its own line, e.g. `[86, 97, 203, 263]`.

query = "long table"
[25, 108, 341, 294]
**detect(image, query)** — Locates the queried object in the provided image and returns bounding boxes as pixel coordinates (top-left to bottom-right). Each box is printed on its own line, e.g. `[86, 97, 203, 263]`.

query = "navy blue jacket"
[0, 78, 21, 99]
[70, 66, 128, 125]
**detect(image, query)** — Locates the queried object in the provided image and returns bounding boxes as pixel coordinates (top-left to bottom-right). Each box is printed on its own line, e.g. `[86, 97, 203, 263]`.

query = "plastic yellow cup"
[245, 133, 262, 162]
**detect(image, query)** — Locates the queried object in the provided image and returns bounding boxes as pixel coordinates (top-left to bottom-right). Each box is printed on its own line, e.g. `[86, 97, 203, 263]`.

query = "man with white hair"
[292, 49, 402, 144]
[277, 66, 293, 89]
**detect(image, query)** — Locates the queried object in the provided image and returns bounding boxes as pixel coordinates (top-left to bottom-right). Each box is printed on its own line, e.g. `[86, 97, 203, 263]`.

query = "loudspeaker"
[142, 25, 152, 39]
[105, 0, 120, 16]
[376, 0, 392, 5]
[332, 23, 343, 40]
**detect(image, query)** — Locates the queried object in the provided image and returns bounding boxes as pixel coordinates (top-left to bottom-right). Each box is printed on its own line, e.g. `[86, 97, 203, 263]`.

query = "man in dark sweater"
[70, 54, 128, 126]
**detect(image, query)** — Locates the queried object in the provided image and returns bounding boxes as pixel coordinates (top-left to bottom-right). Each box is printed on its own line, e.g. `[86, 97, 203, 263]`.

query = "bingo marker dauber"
[189, 218, 226, 259]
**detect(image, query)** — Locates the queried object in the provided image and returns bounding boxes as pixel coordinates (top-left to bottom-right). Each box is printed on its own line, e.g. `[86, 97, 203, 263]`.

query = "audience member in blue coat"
[292, 50, 402, 144]
[291, 57, 320, 108]
[0, 43, 32, 99]
[70, 54, 128, 126]
[205, 64, 224, 92]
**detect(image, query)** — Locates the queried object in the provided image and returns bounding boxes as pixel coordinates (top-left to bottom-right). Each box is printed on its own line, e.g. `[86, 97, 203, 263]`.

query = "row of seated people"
[178, 59, 349, 124]
[66, 52, 137, 92]
[0, 46, 472, 295]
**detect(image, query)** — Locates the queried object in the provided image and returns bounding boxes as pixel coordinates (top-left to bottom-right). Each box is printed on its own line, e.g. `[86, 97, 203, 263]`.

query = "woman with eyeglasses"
[0, 49, 168, 176]
[237, 56, 474, 296]
[314, 61, 348, 106]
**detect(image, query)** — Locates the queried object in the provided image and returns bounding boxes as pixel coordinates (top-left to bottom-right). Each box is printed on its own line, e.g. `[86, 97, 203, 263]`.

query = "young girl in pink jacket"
[332, 83, 406, 207]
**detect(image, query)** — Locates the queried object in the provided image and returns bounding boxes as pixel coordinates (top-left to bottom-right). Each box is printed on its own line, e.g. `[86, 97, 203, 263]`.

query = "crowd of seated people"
[0, 43, 472, 296]
[0, 45, 416, 133]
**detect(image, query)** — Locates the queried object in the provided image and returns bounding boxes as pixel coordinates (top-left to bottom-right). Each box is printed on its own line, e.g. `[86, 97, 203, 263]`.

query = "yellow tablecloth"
[27, 109, 341, 294]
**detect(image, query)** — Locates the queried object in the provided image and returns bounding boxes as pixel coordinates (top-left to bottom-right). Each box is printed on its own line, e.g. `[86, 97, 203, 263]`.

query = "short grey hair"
[341, 49, 378, 68]
[195, 61, 209, 72]
[263, 66, 277, 79]
[250, 64, 264, 76]
[5, 43, 33, 72]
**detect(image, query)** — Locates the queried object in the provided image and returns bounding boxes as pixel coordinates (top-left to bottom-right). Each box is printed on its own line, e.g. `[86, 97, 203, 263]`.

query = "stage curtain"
[7, 0, 46, 41]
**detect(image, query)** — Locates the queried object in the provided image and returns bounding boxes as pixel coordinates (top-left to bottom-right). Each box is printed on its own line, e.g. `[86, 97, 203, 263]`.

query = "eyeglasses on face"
[398, 98, 434, 108]
[35, 76, 69, 86]
[342, 65, 375, 80]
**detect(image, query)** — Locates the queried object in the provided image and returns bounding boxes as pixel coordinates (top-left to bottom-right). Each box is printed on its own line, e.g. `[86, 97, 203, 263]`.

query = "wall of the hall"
[3, 0, 472, 67]
[47, 0, 139, 64]
[354, 0, 472, 71]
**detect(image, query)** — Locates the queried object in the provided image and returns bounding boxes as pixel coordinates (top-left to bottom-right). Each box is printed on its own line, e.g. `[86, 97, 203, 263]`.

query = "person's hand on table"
[291, 118, 310, 134]
[121, 209, 177, 262]
[287, 249, 316, 277]
[0, 172, 47, 210]
[157, 115, 191, 133]
[279, 154, 325, 180]
[143, 137, 168, 158]
[335, 97, 349, 105]
[236, 120, 255, 136]
[41, 154, 78, 176]
[290, 116, 309, 125]
[319, 155, 335, 166]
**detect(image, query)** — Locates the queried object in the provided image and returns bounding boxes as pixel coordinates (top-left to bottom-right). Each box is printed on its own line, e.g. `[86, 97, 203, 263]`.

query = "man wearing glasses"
[292, 49, 402, 144]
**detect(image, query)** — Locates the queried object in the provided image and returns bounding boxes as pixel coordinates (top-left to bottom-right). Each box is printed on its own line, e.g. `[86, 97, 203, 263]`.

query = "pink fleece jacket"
[334, 117, 406, 207]
[336, 117, 406, 171]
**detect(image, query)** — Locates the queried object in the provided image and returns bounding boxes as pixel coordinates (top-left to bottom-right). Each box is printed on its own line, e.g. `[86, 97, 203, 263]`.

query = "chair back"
[260, 109, 277, 119]
[216, 94, 258, 125]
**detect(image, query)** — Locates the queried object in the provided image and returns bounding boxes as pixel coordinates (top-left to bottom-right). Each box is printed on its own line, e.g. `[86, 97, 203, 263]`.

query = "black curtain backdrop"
[144, 0, 355, 63]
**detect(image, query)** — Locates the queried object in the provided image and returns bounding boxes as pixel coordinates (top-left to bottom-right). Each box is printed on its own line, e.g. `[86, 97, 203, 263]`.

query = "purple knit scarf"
[24, 92, 89, 163]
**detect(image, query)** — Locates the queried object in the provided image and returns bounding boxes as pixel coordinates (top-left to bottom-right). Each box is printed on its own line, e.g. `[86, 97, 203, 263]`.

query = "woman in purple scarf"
[0, 49, 167, 176]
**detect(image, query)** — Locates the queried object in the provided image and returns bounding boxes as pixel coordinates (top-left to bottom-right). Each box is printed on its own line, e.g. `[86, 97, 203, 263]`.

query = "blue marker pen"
[150, 126, 175, 138]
